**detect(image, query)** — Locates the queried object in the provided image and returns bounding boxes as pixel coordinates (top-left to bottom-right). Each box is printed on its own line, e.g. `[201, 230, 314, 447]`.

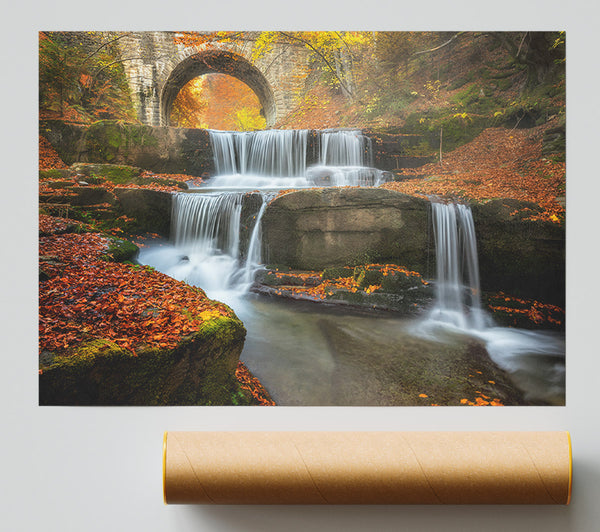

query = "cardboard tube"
[163, 431, 572, 505]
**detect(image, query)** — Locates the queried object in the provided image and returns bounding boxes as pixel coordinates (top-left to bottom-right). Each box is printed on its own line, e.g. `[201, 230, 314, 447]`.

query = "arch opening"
[170, 74, 266, 131]
[161, 50, 276, 128]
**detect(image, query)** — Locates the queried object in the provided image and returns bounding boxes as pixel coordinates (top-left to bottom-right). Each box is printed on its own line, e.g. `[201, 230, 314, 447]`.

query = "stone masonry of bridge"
[114, 31, 311, 127]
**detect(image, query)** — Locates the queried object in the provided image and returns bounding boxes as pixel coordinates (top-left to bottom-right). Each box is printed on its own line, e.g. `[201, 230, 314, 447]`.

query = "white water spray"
[429, 201, 487, 330]
[209, 129, 309, 177]
[205, 128, 387, 189]
[424, 201, 564, 403]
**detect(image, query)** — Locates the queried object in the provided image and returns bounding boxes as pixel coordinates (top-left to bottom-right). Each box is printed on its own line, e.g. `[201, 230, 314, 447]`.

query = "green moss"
[104, 238, 139, 262]
[381, 270, 423, 293]
[39, 169, 70, 180]
[124, 123, 159, 148]
[86, 121, 125, 162]
[39, 315, 248, 406]
[322, 266, 355, 280]
[84, 121, 158, 163]
[354, 267, 383, 289]
[94, 165, 140, 183]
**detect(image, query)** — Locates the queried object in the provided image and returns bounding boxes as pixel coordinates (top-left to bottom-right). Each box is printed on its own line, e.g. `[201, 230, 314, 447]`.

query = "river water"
[137, 128, 565, 406]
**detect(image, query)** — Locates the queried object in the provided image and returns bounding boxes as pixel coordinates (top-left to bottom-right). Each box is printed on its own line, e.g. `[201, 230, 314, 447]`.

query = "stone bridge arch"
[116, 32, 309, 128]
[159, 44, 276, 127]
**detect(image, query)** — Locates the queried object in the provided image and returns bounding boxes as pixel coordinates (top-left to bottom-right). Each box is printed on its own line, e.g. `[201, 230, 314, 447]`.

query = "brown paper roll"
[163, 431, 572, 505]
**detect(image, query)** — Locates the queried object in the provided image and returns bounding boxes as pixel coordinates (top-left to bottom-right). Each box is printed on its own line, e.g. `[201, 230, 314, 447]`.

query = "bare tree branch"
[413, 32, 463, 56]
[83, 34, 126, 64]
[278, 31, 354, 98]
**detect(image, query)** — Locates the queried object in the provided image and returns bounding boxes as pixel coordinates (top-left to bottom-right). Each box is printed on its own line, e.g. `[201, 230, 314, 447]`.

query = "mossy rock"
[471, 199, 565, 305]
[113, 187, 172, 236]
[104, 238, 139, 263]
[70, 163, 142, 183]
[255, 269, 322, 287]
[69, 186, 116, 207]
[84, 121, 128, 162]
[254, 270, 289, 286]
[44, 180, 74, 189]
[39, 169, 72, 181]
[353, 266, 383, 289]
[325, 285, 433, 314]
[322, 266, 355, 280]
[380, 270, 424, 293]
[39, 316, 249, 406]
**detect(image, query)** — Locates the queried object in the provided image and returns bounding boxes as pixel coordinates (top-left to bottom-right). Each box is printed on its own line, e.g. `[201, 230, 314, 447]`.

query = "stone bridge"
[115, 32, 311, 127]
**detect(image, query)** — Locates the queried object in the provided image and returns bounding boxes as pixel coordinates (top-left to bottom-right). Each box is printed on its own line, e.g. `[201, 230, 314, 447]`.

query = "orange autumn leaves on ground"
[268, 264, 426, 301]
[487, 292, 564, 328]
[382, 123, 565, 223]
[418, 373, 505, 407]
[235, 361, 276, 406]
[39, 213, 89, 235]
[39, 226, 233, 358]
[39, 135, 68, 170]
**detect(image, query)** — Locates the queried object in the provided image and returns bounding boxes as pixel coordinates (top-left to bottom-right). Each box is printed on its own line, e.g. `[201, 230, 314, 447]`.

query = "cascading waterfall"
[136, 129, 564, 405]
[172, 191, 242, 258]
[170, 191, 271, 294]
[425, 200, 564, 403]
[161, 128, 391, 298]
[307, 129, 385, 187]
[206, 128, 387, 189]
[138, 191, 270, 303]
[429, 201, 487, 330]
[208, 129, 311, 189]
[243, 193, 272, 284]
[320, 129, 372, 166]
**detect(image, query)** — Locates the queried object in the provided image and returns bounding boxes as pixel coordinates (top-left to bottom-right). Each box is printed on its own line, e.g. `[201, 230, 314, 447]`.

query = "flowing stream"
[138, 128, 565, 405]
[419, 201, 565, 404]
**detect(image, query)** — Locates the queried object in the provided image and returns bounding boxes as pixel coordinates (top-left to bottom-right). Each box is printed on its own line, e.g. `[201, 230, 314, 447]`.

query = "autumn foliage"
[382, 123, 565, 223]
[171, 74, 265, 131]
[39, 227, 235, 358]
[235, 362, 276, 406]
[39, 135, 68, 169]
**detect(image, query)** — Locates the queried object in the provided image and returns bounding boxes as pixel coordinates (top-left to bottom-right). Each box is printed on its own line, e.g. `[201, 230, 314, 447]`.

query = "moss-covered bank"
[40, 119, 214, 177]
[39, 316, 247, 406]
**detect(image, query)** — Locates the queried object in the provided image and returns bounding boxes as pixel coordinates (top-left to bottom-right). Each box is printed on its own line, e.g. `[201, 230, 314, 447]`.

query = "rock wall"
[261, 190, 564, 305]
[39, 162, 177, 237]
[41, 120, 214, 177]
[114, 188, 172, 236]
[471, 199, 565, 306]
[262, 188, 431, 272]
[41, 120, 435, 178]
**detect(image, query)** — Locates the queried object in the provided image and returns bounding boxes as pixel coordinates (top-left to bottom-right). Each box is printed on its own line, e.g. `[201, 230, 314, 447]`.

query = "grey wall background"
[2, 1, 599, 530]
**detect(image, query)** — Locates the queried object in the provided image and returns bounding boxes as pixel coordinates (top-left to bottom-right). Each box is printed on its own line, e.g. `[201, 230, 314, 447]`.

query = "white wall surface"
[2, 1, 599, 530]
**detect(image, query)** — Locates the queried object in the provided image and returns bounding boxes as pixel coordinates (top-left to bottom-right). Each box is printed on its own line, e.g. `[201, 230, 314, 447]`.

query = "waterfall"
[207, 128, 387, 189]
[429, 201, 487, 330]
[172, 192, 242, 258]
[149, 191, 271, 297]
[308, 129, 385, 187]
[243, 193, 273, 284]
[209, 129, 309, 177]
[320, 129, 372, 167]
[424, 200, 564, 403]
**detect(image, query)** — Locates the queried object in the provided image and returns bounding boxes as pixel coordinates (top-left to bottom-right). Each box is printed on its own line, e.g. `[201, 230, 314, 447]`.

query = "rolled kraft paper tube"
[163, 431, 572, 505]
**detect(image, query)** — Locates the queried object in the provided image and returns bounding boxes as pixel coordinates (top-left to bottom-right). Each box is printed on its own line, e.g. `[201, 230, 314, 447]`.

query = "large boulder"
[262, 188, 430, 272]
